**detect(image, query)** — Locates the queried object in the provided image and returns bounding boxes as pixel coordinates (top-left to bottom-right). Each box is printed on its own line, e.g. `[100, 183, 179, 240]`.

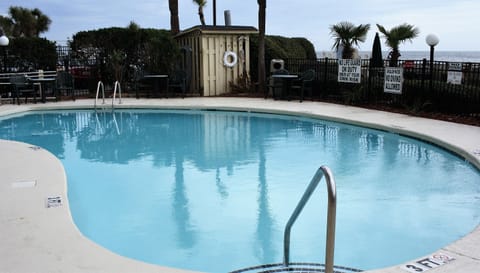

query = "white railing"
[94, 80, 122, 109]
[283, 165, 337, 273]
[112, 80, 122, 108]
[94, 81, 105, 109]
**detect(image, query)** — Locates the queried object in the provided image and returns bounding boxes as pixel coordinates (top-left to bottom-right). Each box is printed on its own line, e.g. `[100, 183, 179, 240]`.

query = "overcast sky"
[1, 0, 479, 52]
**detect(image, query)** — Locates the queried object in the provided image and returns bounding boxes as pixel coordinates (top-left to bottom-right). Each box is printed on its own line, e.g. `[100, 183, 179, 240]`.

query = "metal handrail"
[112, 80, 122, 108]
[94, 81, 105, 109]
[283, 165, 337, 273]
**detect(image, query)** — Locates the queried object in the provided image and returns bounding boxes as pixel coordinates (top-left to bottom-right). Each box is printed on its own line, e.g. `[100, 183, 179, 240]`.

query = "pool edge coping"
[0, 97, 479, 273]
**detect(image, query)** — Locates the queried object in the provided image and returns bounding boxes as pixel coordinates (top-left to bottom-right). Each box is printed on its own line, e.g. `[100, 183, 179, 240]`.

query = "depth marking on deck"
[400, 253, 455, 273]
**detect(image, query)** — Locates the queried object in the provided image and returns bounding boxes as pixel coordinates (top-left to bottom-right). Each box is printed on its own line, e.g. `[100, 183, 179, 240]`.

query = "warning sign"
[46, 196, 62, 208]
[338, 59, 361, 83]
[448, 62, 462, 71]
[384, 67, 403, 94]
[447, 62, 462, 85]
[447, 71, 462, 85]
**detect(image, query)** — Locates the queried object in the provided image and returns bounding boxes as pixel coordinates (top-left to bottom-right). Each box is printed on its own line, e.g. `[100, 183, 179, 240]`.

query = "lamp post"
[0, 27, 9, 73]
[426, 34, 439, 93]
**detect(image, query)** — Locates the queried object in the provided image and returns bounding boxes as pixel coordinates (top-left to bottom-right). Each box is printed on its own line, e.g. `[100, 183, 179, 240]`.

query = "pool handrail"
[95, 81, 122, 110]
[94, 81, 105, 109]
[112, 80, 122, 108]
[283, 165, 337, 273]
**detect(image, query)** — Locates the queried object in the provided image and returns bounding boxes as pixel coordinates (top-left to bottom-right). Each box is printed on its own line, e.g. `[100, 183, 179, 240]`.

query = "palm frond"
[376, 23, 419, 66]
[376, 24, 388, 36]
[330, 21, 370, 50]
[193, 0, 207, 7]
[376, 23, 419, 50]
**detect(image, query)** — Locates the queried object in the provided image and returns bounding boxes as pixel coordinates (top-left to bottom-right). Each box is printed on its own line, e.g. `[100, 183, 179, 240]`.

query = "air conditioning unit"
[270, 59, 285, 73]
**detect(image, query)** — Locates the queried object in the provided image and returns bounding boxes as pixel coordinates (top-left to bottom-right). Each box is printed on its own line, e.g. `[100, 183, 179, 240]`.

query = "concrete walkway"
[0, 98, 479, 273]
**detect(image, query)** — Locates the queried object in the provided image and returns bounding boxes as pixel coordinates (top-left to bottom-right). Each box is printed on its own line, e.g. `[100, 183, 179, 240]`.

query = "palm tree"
[31, 8, 51, 37]
[4, 6, 51, 38]
[376, 23, 419, 67]
[193, 0, 207, 26]
[169, 0, 180, 35]
[330, 21, 370, 59]
[0, 14, 13, 36]
[257, 0, 266, 96]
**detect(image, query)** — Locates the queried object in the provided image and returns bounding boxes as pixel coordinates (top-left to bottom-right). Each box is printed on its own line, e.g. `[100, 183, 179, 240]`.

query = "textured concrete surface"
[0, 98, 479, 273]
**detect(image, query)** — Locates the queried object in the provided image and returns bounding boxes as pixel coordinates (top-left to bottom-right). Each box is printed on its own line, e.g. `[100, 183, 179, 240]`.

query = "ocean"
[317, 51, 480, 63]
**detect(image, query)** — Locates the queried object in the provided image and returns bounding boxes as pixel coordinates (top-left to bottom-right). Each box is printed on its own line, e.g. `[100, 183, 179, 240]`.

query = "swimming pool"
[0, 109, 478, 273]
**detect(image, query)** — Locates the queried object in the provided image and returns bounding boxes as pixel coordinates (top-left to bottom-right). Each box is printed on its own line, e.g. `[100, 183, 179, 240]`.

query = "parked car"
[70, 65, 92, 79]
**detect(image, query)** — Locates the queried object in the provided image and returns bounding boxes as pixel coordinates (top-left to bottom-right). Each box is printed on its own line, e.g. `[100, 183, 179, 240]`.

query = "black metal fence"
[283, 58, 480, 114]
[47, 47, 480, 115]
[56, 45, 102, 95]
[56, 44, 177, 97]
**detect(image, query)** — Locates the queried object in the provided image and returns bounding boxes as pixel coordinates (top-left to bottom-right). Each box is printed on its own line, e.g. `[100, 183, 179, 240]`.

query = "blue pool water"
[0, 109, 479, 272]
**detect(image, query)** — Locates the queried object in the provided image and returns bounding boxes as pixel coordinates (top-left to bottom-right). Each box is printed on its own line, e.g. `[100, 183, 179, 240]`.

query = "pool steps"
[229, 262, 362, 273]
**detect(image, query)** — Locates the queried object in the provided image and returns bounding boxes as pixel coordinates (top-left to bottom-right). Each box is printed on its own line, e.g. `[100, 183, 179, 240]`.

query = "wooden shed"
[175, 25, 258, 96]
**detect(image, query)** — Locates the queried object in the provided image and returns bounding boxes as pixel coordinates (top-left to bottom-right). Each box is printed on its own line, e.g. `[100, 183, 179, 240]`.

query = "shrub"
[7, 37, 56, 71]
[70, 27, 180, 84]
[249, 34, 316, 82]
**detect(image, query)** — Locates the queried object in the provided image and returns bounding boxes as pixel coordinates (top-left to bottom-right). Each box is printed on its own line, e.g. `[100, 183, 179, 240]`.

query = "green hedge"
[249, 35, 317, 82]
[70, 27, 180, 83]
[6, 37, 56, 71]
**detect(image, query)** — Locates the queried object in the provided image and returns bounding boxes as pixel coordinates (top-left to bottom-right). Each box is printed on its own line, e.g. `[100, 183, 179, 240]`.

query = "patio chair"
[56, 71, 75, 101]
[266, 69, 289, 99]
[291, 69, 315, 102]
[10, 75, 38, 104]
[167, 70, 187, 98]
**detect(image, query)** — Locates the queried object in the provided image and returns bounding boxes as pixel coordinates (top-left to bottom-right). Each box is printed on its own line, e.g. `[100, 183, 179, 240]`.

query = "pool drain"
[229, 262, 363, 273]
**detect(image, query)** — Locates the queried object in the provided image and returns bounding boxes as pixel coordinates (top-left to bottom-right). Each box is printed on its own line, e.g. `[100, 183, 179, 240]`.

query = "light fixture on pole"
[426, 34, 439, 93]
[213, 0, 216, 26]
[0, 27, 9, 73]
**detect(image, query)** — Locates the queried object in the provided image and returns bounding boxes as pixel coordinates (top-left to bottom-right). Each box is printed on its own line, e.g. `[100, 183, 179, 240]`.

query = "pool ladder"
[283, 165, 337, 273]
[94, 81, 122, 110]
[230, 166, 340, 273]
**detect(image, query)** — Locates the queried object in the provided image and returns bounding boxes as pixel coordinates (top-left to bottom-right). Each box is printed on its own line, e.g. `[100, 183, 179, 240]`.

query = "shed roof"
[176, 25, 258, 37]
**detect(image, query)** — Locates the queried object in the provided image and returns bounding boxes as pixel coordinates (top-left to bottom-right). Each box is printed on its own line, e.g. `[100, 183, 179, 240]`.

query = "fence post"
[323, 57, 328, 93]
[421, 58, 427, 100]
[429, 58, 434, 95]
[368, 58, 372, 101]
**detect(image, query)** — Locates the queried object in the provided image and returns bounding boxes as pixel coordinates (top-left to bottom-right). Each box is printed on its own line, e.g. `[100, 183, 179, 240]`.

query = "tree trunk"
[257, 0, 266, 96]
[342, 46, 354, 59]
[198, 7, 206, 26]
[169, 0, 180, 35]
[389, 49, 400, 67]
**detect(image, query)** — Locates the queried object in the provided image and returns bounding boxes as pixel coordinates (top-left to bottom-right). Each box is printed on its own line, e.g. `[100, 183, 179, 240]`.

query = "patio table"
[271, 74, 298, 100]
[143, 75, 168, 97]
[28, 77, 56, 103]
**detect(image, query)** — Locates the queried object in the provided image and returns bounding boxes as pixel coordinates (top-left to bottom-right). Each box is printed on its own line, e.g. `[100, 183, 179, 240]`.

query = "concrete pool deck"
[0, 97, 479, 273]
